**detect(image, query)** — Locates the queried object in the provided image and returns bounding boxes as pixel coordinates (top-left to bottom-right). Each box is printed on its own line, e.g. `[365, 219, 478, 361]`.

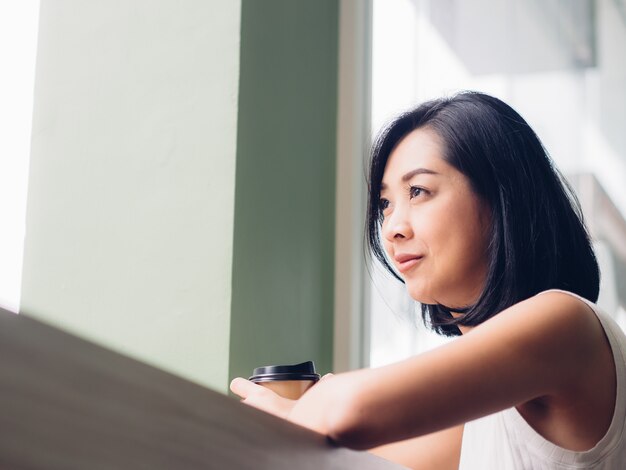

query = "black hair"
[367, 91, 600, 336]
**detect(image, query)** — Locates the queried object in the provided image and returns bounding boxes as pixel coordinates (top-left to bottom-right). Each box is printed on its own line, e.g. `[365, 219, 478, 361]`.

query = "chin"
[406, 284, 436, 305]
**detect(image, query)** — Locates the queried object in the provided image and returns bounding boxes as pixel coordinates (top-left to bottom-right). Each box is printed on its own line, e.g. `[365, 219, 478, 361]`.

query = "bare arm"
[288, 292, 606, 449]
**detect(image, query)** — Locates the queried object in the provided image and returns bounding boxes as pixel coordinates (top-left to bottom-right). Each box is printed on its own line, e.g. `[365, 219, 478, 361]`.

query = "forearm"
[287, 367, 411, 450]
[287, 370, 368, 444]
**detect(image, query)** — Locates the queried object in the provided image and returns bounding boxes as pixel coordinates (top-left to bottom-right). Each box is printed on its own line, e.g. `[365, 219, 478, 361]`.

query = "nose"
[382, 204, 413, 243]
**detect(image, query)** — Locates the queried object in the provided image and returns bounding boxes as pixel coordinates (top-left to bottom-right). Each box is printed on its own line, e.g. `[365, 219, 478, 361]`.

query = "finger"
[230, 377, 261, 399]
[321, 373, 334, 380]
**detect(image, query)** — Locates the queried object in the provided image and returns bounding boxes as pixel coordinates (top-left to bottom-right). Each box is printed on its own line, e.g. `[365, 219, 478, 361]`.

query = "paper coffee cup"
[249, 361, 321, 399]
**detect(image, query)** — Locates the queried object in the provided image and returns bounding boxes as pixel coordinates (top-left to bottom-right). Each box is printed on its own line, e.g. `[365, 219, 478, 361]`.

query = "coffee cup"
[249, 361, 321, 399]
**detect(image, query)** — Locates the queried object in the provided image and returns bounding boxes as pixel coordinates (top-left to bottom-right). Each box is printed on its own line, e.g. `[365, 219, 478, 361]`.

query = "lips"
[394, 254, 424, 274]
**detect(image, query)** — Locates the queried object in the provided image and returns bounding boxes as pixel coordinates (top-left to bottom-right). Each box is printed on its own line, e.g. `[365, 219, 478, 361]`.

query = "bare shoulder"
[474, 290, 606, 369]
[467, 290, 616, 449]
[484, 290, 599, 332]
[454, 289, 612, 405]
[478, 291, 616, 450]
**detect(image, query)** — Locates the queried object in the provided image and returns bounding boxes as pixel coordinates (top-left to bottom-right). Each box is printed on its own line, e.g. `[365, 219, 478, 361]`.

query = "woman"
[231, 92, 626, 469]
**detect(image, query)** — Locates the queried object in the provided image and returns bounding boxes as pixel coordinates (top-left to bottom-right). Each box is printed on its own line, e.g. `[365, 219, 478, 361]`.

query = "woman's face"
[380, 127, 491, 309]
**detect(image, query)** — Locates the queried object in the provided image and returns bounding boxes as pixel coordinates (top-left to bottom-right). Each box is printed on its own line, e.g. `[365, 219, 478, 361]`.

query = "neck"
[450, 311, 472, 335]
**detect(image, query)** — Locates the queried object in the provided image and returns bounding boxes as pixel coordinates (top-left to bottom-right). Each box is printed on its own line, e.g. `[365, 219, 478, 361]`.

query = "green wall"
[21, 0, 339, 392]
[229, 0, 339, 381]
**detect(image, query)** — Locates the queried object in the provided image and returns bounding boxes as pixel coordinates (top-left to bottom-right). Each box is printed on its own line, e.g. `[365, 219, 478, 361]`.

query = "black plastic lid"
[249, 361, 321, 383]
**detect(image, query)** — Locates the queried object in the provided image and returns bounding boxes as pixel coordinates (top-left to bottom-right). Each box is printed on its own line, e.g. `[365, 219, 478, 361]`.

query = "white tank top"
[458, 289, 626, 469]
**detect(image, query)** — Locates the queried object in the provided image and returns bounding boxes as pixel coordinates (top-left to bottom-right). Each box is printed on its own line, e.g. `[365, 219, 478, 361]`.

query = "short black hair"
[367, 91, 600, 336]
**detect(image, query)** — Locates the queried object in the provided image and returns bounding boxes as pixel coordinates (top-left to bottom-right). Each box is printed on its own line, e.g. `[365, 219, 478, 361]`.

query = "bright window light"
[0, 1, 40, 313]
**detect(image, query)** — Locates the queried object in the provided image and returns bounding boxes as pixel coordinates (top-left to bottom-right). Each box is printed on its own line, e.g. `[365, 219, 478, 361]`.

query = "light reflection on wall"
[0, 1, 40, 312]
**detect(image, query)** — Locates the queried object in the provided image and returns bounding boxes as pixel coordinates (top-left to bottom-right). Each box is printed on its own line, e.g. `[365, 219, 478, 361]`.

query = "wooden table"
[0, 309, 405, 469]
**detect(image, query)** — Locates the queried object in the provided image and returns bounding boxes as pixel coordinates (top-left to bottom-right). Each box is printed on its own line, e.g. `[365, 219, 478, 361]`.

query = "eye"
[409, 185, 427, 199]
[379, 198, 390, 212]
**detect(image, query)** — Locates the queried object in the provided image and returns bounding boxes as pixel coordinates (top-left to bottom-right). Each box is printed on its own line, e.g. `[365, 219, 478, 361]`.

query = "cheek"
[424, 205, 489, 279]
[445, 223, 490, 284]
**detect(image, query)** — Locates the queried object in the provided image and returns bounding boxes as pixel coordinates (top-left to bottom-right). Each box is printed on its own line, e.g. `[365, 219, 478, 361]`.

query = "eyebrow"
[381, 168, 440, 190]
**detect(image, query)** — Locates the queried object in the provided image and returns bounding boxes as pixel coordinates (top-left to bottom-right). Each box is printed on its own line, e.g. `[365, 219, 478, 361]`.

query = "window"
[369, 0, 626, 366]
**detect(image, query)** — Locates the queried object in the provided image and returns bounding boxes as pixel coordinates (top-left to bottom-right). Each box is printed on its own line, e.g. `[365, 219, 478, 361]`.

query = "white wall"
[20, 0, 241, 392]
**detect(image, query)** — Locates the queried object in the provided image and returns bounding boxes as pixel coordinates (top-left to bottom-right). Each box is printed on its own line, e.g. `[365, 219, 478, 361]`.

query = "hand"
[230, 377, 297, 419]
